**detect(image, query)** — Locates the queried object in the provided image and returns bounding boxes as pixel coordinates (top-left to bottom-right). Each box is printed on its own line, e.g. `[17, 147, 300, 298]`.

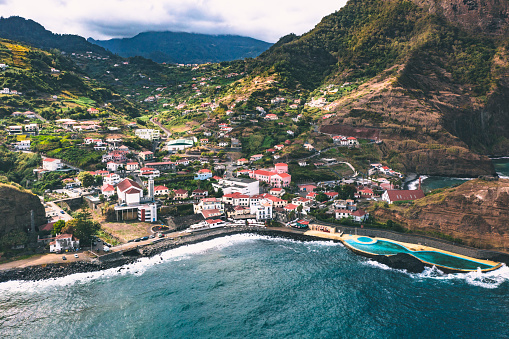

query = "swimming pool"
[344, 237, 499, 271]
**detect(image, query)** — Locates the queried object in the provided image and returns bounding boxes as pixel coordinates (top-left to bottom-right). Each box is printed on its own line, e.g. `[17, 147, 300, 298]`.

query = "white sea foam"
[365, 259, 509, 289]
[497, 173, 509, 179]
[406, 175, 428, 190]
[0, 233, 342, 293]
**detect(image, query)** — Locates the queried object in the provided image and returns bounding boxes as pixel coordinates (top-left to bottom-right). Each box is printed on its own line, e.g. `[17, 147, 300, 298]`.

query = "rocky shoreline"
[0, 227, 329, 283]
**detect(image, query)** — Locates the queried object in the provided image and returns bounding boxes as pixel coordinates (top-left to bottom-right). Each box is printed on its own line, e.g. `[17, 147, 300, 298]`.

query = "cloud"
[0, 0, 347, 42]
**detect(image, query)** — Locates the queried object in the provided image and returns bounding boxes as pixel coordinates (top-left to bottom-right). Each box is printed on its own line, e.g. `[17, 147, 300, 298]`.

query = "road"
[0, 250, 93, 270]
[150, 116, 172, 138]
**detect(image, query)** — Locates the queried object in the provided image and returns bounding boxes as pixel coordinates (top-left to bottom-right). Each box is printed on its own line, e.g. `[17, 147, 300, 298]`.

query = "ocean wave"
[490, 156, 509, 160]
[497, 173, 509, 179]
[364, 259, 509, 289]
[406, 175, 428, 190]
[0, 234, 341, 293]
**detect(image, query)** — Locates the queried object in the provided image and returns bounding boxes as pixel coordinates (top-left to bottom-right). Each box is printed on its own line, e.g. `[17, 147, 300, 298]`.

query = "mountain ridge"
[88, 31, 273, 64]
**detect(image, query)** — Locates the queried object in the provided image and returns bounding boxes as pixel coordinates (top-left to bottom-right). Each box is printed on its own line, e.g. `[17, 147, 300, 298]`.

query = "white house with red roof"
[237, 158, 248, 166]
[42, 158, 63, 171]
[195, 168, 213, 180]
[117, 178, 143, 205]
[101, 184, 115, 198]
[269, 187, 285, 197]
[192, 189, 209, 199]
[382, 190, 425, 204]
[263, 194, 287, 208]
[250, 154, 263, 162]
[139, 151, 154, 161]
[265, 113, 278, 120]
[249, 169, 291, 188]
[325, 192, 339, 200]
[154, 185, 169, 196]
[139, 167, 160, 178]
[274, 144, 284, 150]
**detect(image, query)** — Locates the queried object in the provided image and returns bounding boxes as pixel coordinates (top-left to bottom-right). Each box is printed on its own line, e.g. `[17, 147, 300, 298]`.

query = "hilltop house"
[117, 178, 143, 205]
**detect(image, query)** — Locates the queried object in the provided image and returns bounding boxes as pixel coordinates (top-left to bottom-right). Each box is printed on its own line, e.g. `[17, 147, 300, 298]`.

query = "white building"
[101, 184, 116, 198]
[138, 204, 158, 222]
[15, 139, 31, 151]
[117, 178, 143, 205]
[135, 129, 161, 141]
[107, 162, 122, 172]
[212, 177, 259, 196]
[42, 158, 63, 171]
[194, 197, 224, 214]
[104, 173, 121, 186]
[250, 199, 272, 221]
[49, 234, 80, 253]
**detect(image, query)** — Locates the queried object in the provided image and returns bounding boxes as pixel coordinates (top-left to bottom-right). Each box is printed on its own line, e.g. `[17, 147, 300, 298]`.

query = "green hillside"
[0, 38, 141, 119]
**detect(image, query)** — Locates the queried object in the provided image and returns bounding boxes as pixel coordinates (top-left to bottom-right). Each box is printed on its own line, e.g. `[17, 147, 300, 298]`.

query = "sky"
[0, 0, 348, 42]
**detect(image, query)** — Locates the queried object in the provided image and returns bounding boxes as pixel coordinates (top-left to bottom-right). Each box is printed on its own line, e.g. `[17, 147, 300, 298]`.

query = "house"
[117, 178, 144, 205]
[173, 189, 189, 200]
[87, 107, 99, 114]
[274, 144, 284, 150]
[192, 189, 209, 199]
[101, 184, 116, 198]
[24, 124, 38, 134]
[201, 208, 223, 219]
[200, 139, 209, 144]
[382, 190, 425, 204]
[49, 234, 79, 253]
[269, 187, 285, 197]
[223, 192, 250, 206]
[352, 209, 368, 222]
[126, 162, 139, 171]
[306, 192, 318, 200]
[135, 129, 160, 141]
[15, 139, 31, 151]
[107, 162, 122, 172]
[7, 126, 22, 135]
[144, 162, 175, 171]
[139, 151, 154, 161]
[42, 158, 63, 171]
[303, 143, 315, 151]
[284, 203, 299, 212]
[104, 173, 121, 185]
[250, 154, 263, 162]
[237, 158, 248, 166]
[264, 194, 287, 208]
[139, 167, 160, 178]
[250, 169, 291, 188]
[218, 141, 229, 147]
[325, 192, 339, 200]
[298, 161, 307, 167]
[265, 114, 278, 120]
[228, 205, 251, 218]
[154, 185, 169, 196]
[194, 197, 224, 214]
[195, 168, 212, 180]
[357, 188, 374, 199]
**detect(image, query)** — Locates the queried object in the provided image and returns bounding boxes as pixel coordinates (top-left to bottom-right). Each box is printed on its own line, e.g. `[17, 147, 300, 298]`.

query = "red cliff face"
[411, 0, 509, 35]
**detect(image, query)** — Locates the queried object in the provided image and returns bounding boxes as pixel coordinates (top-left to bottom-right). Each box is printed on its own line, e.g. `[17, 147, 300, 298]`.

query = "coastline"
[0, 227, 329, 283]
[1, 224, 507, 283]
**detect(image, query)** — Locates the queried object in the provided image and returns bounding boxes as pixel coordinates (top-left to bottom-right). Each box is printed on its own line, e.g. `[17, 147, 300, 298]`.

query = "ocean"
[405, 158, 509, 191]
[1, 235, 508, 338]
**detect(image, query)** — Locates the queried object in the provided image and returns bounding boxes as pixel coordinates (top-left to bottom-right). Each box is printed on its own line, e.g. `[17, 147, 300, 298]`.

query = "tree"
[62, 213, 100, 244]
[316, 192, 328, 202]
[1, 230, 28, 249]
[78, 171, 95, 187]
[51, 219, 66, 236]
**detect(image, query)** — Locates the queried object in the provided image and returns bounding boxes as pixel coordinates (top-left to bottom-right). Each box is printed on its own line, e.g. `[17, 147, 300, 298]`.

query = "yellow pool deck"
[304, 230, 502, 272]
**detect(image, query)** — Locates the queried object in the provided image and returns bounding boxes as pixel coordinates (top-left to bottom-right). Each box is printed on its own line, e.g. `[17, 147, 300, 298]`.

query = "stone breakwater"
[0, 227, 327, 283]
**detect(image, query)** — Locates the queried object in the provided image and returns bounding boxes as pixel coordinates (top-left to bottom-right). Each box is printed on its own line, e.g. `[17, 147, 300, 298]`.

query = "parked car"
[62, 256, 66, 260]
[141, 236, 149, 241]
[74, 254, 79, 258]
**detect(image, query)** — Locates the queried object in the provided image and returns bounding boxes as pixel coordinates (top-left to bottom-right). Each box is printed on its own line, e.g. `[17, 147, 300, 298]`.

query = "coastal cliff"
[0, 183, 46, 237]
[371, 179, 509, 250]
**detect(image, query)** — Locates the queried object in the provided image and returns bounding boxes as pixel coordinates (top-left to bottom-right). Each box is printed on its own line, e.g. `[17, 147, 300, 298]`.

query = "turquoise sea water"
[1, 235, 508, 338]
[344, 238, 495, 270]
[493, 157, 509, 178]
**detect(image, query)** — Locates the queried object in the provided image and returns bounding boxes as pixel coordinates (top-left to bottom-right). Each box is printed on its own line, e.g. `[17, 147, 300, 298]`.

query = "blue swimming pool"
[344, 238, 497, 271]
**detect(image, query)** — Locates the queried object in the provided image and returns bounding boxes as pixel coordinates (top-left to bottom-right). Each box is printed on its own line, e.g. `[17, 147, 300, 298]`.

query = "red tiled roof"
[39, 222, 55, 232]
[277, 173, 291, 179]
[154, 186, 168, 191]
[386, 190, 425, 202]
[125, 188, 141, 194]
[206, 219, 222, 224]
[102, 184, 115, 192]
[284, 203, 299, 210]
[174, 189, 188, 195]
[117, 178, 142, 192]
[202, 209, 221, 218]
[44, 158, 58, 162]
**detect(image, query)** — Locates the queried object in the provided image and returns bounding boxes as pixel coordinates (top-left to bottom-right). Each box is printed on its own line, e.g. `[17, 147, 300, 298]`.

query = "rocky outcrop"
[411, 0, 509, 36]
[373, 253, 426, 273]
[0, 184, 46, 237]
[373, 179, 509, 250]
